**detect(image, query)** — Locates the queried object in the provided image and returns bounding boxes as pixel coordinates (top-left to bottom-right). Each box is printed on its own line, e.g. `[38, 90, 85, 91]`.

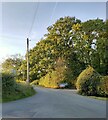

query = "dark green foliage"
[15, 81, 35, 98]
[81, 19, 107, 75]
[2, 72, 16, 94]
[76, 66, 100, 96]
[1, 54, 24, 80]
[65, 52, 86, 88]
[97, 76, 108, 97]
[2, 72, 35, 102]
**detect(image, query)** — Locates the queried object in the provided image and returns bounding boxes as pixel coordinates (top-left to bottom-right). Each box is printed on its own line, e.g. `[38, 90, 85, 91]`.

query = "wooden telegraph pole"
[26, 38, 29, 83]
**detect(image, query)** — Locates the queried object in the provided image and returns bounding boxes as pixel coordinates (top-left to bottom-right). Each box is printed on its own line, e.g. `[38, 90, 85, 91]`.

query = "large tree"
[21, 17, 85, 83]
[20, 17, 107, 85]
[70, 18, 107, 75]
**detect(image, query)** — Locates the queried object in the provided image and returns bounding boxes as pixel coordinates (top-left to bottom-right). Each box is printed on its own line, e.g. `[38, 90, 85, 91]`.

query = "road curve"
[2, 86, 106, 118]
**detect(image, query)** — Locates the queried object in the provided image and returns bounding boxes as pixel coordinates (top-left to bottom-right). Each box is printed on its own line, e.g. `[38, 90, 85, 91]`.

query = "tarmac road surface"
[2, 86, 106, 118]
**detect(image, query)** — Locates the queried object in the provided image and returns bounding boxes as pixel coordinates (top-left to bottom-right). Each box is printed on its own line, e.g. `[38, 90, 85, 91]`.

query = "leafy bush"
[2, 72, 16, 95]
[39, 58, 67, 88]
[76, 66, 101, 96]
[30, 80, 39, 86]
[97, 76, 108, 97]
[39, 71, 59, 88]
[2, 72, 35, 102]
[15, 82, 35, 97]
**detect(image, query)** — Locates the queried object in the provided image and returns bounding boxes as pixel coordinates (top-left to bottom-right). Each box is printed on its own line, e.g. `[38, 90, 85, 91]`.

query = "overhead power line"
[28, 2, 39, 38]
[49, 2, 58, 25]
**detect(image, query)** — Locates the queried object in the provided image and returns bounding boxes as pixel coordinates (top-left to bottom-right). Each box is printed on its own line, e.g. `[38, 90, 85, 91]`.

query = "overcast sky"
[0, 2, 106, 63]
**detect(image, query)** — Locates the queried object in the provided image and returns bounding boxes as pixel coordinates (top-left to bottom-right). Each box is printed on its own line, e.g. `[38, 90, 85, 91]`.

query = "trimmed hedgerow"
[97, 76, 108, 97]
[76, 66, 101, 96]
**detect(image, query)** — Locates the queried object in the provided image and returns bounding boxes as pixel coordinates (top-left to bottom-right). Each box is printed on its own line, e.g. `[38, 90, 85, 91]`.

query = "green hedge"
[2, 72, 16, 96]
[76, 66, 100, 96]
[97, 76, 108, 97]
[2, 72, 36, 102]
[39, 71, 59, 88]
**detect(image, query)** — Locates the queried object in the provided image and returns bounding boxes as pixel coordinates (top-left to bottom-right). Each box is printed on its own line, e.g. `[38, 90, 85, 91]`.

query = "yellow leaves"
[83, 34, 88, 40]
[72, 23, 81, 31]
[39, 71, 59, 88]
[72, 23, 88, 41]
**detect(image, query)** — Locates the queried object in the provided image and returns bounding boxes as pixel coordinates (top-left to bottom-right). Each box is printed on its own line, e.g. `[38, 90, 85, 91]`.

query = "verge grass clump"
[2, 72, 36, 102]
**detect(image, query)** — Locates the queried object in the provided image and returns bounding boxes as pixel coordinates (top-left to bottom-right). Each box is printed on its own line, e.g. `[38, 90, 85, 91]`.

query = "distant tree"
[1, 54, 24, 79]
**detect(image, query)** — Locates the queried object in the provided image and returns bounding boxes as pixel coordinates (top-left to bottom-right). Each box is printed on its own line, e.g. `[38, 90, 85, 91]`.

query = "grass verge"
[87, 96, 108, 101]
[2, 82, 36, 103]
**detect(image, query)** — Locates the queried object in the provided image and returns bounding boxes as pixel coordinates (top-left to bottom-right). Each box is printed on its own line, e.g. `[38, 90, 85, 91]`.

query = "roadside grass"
[0, 84, 1, 103]
[3, 82, 36, 103]
[76, 91, 108, 101]
[87, 96, 108, 101]
[74, 90, 108, 101]
[0, 93, 2, 103]
[2, 72, 36, 103]
[3, 90, 36, 103]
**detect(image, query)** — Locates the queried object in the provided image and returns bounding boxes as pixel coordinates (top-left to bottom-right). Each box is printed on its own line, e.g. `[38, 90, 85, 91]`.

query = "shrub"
[76, 66, 101, 96]
[97, 76, 108, 97]
[15, 82, 35, 97]
[39, 71, 59, 88]
[2, 72, 16, 95]
[2, 72, 35, 102]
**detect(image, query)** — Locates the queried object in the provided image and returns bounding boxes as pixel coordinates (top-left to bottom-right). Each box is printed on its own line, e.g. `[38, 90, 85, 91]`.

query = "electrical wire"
[27, 2, 57, 41]
[28, 2, 39, 38]
[49, 2, 58, 26]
